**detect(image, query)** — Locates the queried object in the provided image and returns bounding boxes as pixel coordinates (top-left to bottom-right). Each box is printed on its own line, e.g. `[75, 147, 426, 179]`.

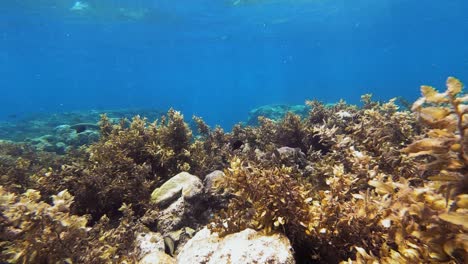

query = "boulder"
[273, 146, 307, 168]
[156, 197, 187, 233]
[176, 227, 295, 264]
[203, 170, 226, 196]
[54, 124, 73, 137]
[150, 172, 205, 235]
[202, 170, 230, 221]
[73, 129, 100, 146]
[151, 172, 203, 206]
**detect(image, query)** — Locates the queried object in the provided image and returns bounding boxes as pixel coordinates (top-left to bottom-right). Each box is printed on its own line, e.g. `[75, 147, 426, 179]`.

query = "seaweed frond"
[403, 76, 468, 197]
[0, 187, 142, 263]
[209, 158, 313, 244]
[0, 187, 89, 263]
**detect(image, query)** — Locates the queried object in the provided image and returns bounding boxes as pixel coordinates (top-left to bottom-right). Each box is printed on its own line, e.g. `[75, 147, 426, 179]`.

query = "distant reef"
[0, 77, 467, 263]
[247, 104, 309, 126]
[1, 105, 314, 153]
[0, 108, 164, 153]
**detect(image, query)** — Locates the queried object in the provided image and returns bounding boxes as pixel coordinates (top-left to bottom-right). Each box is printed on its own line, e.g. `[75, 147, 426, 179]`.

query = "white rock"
[151, 172, 203, 206]
[176, 227, 295, 264]
[136, 232, 165, 259]
[139, 251, 175, 264]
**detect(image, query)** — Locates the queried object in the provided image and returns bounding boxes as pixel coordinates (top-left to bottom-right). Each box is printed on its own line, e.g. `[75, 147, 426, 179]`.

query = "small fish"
[231, 140, 244, 151]
[70, 1, 90, 11]
[164, 236, 175, 257]
[70, 123, 99, 133]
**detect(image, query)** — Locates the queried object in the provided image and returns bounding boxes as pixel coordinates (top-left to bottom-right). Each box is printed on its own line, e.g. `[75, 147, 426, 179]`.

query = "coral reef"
[0, 77, 466, 263]
[246, 104, 309, 126]
[0, 108, 164, 146]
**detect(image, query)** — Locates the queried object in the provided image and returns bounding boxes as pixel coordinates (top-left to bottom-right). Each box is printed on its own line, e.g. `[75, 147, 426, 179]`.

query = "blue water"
[1, 0, 467, 128]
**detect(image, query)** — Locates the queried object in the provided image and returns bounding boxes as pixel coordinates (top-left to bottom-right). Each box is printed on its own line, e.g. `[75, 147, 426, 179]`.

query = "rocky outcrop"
[151, 172, 203, 206]
[145, 170, 295, 263]
[150, 172, 204, 235]
[273, 146, 307, 168]
[27, 124, 99, 154]
[201, 170, 230, 221]
[176, 227, 295, 264]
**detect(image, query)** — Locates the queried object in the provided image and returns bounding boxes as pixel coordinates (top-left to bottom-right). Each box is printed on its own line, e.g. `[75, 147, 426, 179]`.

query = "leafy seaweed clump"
[210, 78, 467, 263]
[33, 109, 231, 222]
[210, 158, 313, 244]
[190, 116, 230, 176]
[0, 187, 90, 263]
[0, 187, 141, 263]
[34, 109, 195, 222]
[404, 76, 468, 196]
[348, 77, 468, 263]
[0, 141, 65, 193]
